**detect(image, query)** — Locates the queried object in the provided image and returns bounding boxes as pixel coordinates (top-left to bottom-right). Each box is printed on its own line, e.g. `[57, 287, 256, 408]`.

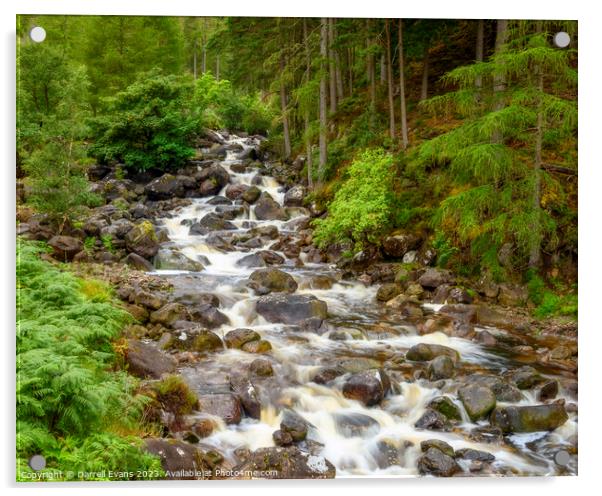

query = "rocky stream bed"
[18, 131, 578, 479]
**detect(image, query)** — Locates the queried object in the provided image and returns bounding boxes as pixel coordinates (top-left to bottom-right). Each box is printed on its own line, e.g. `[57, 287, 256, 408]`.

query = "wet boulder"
[207, 195, 231, 205]
[280, 409, 309, 442]
[427, 355, 455, 380]
[381, 233, 420, 259]
[241, 185, 261, 204]
[154, 248, 205, 271]
[150, 303, 190, 327]
[124, 253, 154, 271]
[143, 439, 203, 479]
[248, 268, 298, 294]
[48, 235, 83, 262]
[508, 366, 545, 390]
[254, 192, 287, 221]
[342, 369, 390, 406]
[283, 185, 306, 207]
[198, 393, 242, 424]
[230, 372, 261, 419]
[405, 343, 460, 363]
[249, 358, 274, 377]
[376, 283, 403, 302]
[144, 174, 187, 200]
[189, 303, 230, 329]
[189, 213, 237, 235]
[235, 447, 335, 479]
[414, 409, 452, 431]
[417, 447, 461, 477]
[421, 439, 455, 458]
[467, 374, 524, 402]
[225, 183, 250, 200]
[197, 164, 230, 196]
[172, 328, 223, 353]
[241, 339, 272, 353]
[458, 385, 496, 421]
[455, 448, 495, 463]
[125, 339, 176, 378]
[333, 412, 380, 438]
[417, 268, 455, 289]
[224, 328, 261, 349]
[124, 221, 159, 259]
[312, 367, 344, 385]
[273, 430, 294, 447]
[490, 404, 568, 433]
[256, 294, 328, 324]
[427, 396, 463, 422]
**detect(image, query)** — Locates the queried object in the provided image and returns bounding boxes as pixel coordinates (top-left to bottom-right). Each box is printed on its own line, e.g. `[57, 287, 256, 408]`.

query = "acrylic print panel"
[16, 15, 578, 481]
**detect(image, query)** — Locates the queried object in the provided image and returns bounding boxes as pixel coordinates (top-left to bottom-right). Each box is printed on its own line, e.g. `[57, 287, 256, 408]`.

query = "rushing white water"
[153, 132, 577, 477]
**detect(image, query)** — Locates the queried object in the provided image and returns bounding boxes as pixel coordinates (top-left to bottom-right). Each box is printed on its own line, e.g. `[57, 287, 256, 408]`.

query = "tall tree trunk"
[216, 54, 220, 81]
[475, 19, 484, 89]
[328, 18, 337, 113]
[303, 18, 314, 190]
[398, 19, 408, 149]
[529, 21, 544, 269]
[366, 20, 376, 124]
[319, 18, 328, 183]
[193, 38, 197, 80]
[492, 19, 508, 143]
[385, 20, 395, 140]
[279, 54, 291, 160]
[348, 46, 354, 96]
[420, 46, 429, 101]
[380, 54, 386, 84]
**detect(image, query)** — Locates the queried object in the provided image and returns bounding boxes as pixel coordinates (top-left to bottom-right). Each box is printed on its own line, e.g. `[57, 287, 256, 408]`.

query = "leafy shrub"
[193, 73, 273, 135]
[22, 140, 101, 230]
[16, 241, 162, 479]
[89, 71, 199, 171]
[312, 148, 396, 250]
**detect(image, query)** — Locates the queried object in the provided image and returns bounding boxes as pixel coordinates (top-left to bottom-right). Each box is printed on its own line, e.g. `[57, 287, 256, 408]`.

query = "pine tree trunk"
[529, 22, 544, 269]
[279, 54, 291, 160]
[475, 19, 484, 89]
[303, 18, 314, 190]
[380, 54, 386, 84]
[420, 47, 429, 101]
[333, 20, 344, 101]
[492, 19, 508, 143]
[348, 46, 354, 96]
[398, 19, 408, 149]
[385, 20, 395, 140]
[328, 18, 337, 114]
[193, 38, 197, 80]
[319, 18, 328, 183]
[366, 20, 376, 126]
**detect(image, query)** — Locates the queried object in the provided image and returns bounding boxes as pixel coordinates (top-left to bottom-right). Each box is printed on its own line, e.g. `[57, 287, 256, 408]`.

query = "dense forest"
[16, 15, 578, 480]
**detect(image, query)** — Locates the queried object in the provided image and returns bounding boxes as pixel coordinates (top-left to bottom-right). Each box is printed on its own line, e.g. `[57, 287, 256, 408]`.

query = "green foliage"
[432, 231, 459, 268]
[16, 241, 162, 479]
[193, 73, 274, 134]
[313, 149, 396, 250]
[22, 139, 101, 230]
[416, 26, 576, 275]
[89, 71, 199, 171]
[152, 374, 198, 417]
[527, 271, 577, 319]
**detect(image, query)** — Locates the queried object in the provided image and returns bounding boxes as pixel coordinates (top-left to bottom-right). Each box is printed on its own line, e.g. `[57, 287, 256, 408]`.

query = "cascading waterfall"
[151, 132, 577, 477]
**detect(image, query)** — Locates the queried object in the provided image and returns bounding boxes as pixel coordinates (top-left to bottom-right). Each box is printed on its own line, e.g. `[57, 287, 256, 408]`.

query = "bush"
[16, 241, 162, 479]
[22, 139, 101, 230]
[89, 71, 199, 171]
[312, 148, 396, 250]
[193, 73, 273, 135]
